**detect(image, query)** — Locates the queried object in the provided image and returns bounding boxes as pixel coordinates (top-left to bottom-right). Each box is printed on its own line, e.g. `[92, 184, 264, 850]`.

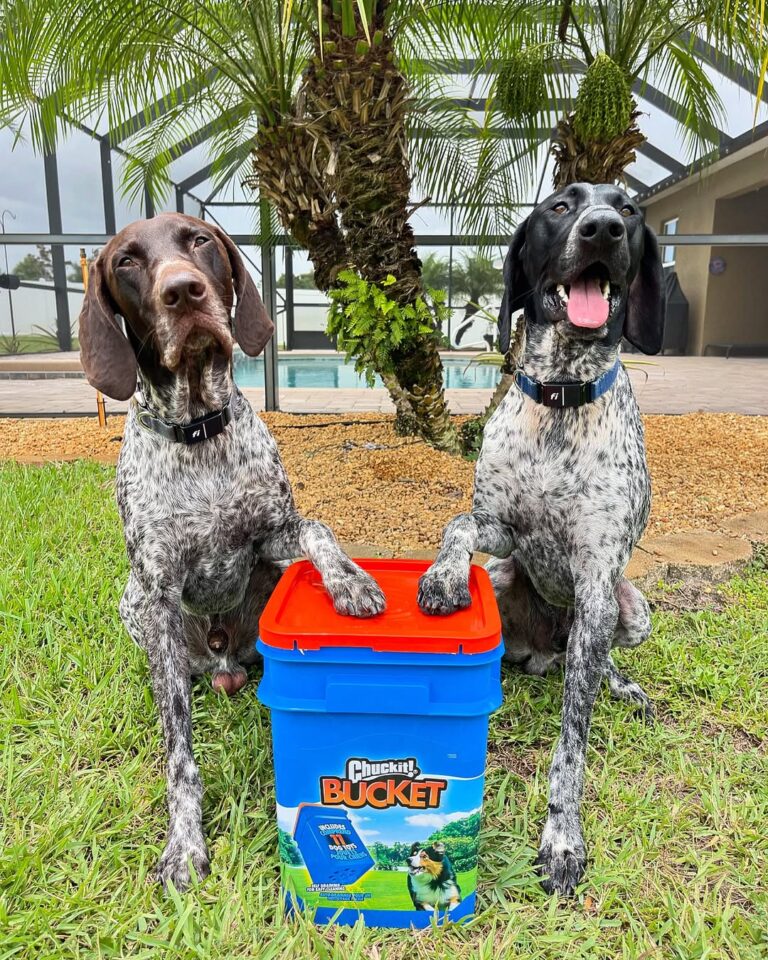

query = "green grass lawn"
[1, 460, 766, 960]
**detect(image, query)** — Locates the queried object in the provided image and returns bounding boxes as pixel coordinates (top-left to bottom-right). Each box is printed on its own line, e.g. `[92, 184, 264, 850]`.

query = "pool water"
[234, 355, 500, 390]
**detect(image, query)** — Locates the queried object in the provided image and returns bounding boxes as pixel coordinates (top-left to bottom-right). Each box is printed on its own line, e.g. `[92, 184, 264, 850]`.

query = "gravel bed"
[1, 412, 765, 551]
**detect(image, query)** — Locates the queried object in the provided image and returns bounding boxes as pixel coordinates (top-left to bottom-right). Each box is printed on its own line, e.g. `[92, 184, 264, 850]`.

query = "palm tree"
[420, 253, 451, 293]
[258, 1, 457, 449]
[419, 251, 504, 341]
[482, 1, 766, 189]
[452, 252, 504, 323]
[0, 0, 526, 453]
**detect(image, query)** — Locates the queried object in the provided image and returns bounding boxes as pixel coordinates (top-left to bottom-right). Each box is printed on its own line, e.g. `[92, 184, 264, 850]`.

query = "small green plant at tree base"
[326, 270, 449, 388]
[459, 417, 486, 460]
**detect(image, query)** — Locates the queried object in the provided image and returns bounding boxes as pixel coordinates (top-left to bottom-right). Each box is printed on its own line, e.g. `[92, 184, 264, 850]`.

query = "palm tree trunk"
[381, 372, 420, 435]
[393, 336, 461, 453]
[252, 120, 418, 426]
[252, 123, 346, 291]
[253, 3, 460, 453]
[300, 9, 460, 454]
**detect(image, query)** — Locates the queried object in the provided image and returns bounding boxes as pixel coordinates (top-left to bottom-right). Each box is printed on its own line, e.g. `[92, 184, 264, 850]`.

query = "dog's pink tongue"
[567, 277, 609, 328]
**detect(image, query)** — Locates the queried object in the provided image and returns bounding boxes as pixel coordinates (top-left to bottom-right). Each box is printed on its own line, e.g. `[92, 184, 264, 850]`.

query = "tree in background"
[486, 1, 766, 188]
[420, 253, 451, 294]
[276, 269, 316, 290]
[420, 252, 505, 346]
[11, 245, 53, 281]
[452, 252, 504, 331]
[369, 811, 481, 874]
[370, 840, 411, 871]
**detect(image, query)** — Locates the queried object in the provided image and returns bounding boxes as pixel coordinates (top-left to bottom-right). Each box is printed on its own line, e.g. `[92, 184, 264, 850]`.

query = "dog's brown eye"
[118, 256, 134, 267]
[552, 202, 568, 215]
[620, 204, 634, 217]
[193, 236, 210, 247]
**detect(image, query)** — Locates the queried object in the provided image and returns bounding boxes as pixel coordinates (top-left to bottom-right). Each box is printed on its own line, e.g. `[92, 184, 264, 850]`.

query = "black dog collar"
[514, 358, 621, 408]
[135, 394, 234, 444]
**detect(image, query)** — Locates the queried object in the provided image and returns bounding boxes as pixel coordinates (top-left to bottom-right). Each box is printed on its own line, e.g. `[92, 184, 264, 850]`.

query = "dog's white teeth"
[601, 281, 610, 300]
[557, 284, 568, 303]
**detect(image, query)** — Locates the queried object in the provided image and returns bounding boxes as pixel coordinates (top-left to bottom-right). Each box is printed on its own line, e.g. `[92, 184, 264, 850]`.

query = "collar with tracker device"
[514, 358, 621, 408]
[135, 394, 234, 444]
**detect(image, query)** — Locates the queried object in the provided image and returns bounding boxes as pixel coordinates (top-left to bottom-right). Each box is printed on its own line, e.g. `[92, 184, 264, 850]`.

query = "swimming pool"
[234, 354, 500, 390]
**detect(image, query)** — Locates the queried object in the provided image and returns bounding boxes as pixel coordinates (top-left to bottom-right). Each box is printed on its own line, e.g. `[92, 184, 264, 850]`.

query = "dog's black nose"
[160, 271, 208, 309]
[578, 210, 626, 246]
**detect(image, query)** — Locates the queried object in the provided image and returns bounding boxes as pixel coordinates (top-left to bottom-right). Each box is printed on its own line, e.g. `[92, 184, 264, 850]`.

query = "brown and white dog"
[79, 213, 385, 891]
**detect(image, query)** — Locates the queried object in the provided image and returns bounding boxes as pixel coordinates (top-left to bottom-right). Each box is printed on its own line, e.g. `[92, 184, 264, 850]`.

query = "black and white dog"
[418, 183, 664, 896]
[78, 213, 385, 891]
[406, 842, 462, 911]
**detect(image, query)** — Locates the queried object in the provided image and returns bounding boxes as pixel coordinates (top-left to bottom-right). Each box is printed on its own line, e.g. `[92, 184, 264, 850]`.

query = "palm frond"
[644, 35, 726, 158]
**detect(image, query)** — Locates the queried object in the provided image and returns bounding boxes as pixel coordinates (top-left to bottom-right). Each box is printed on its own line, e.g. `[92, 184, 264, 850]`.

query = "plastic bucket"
[257, 558, 502, 928]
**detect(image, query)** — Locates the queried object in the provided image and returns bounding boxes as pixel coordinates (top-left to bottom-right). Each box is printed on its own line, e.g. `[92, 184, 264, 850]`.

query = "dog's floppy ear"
[624, 225, 665, 355]
[78, 256, 137, 400]
[211, 226, 274, 356]
[498, 217, 531, 354]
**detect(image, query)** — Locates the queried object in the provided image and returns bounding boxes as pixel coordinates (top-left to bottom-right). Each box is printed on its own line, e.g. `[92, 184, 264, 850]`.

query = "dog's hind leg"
[487, 556, 571, 676]
[604, 654, 654, 721]
[613, 578, 652, 648]
[605, 578, 654, 720]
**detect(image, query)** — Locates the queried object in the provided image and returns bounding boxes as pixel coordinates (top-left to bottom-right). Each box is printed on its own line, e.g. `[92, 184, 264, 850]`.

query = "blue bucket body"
[257, 640, 503, 928]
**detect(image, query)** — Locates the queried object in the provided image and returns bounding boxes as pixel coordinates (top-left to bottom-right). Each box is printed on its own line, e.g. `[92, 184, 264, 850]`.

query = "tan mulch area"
[1, 412, 766, 552]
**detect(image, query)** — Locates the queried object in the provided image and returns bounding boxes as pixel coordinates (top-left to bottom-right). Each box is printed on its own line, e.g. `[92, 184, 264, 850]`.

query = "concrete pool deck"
[0, 353, 766, 416]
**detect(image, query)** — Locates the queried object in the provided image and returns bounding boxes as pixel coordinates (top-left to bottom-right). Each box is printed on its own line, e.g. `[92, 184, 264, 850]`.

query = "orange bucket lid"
[258, 558, 501, 654]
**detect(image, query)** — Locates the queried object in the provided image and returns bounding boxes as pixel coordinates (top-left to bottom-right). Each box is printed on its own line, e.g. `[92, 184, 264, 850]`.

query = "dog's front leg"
[536, 580, 617, 896]
[142, 589, 210, 892]
[418, 511, 514, 615]
[258, 515, 385, 617]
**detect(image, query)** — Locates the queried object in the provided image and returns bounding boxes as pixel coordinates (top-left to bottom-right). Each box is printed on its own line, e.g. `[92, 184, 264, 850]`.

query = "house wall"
[705, 186, 768, 350]
[642, 144, 768, 354]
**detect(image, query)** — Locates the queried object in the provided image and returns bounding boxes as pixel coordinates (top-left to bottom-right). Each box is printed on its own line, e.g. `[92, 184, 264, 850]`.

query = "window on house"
[661, 217, 678, 267]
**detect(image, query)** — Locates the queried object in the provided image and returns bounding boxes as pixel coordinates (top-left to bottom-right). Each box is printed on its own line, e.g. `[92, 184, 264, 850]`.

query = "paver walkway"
[0, 355, 766, 416]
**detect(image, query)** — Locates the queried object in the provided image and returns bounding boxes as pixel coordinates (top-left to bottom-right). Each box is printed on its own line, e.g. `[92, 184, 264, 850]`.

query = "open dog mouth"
[551, 262, 617, 330]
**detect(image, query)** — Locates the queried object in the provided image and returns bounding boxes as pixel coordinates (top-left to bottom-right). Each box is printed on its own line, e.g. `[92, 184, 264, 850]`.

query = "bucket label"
[320, 757, 448, 809]
[280, 754, 483, 918]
